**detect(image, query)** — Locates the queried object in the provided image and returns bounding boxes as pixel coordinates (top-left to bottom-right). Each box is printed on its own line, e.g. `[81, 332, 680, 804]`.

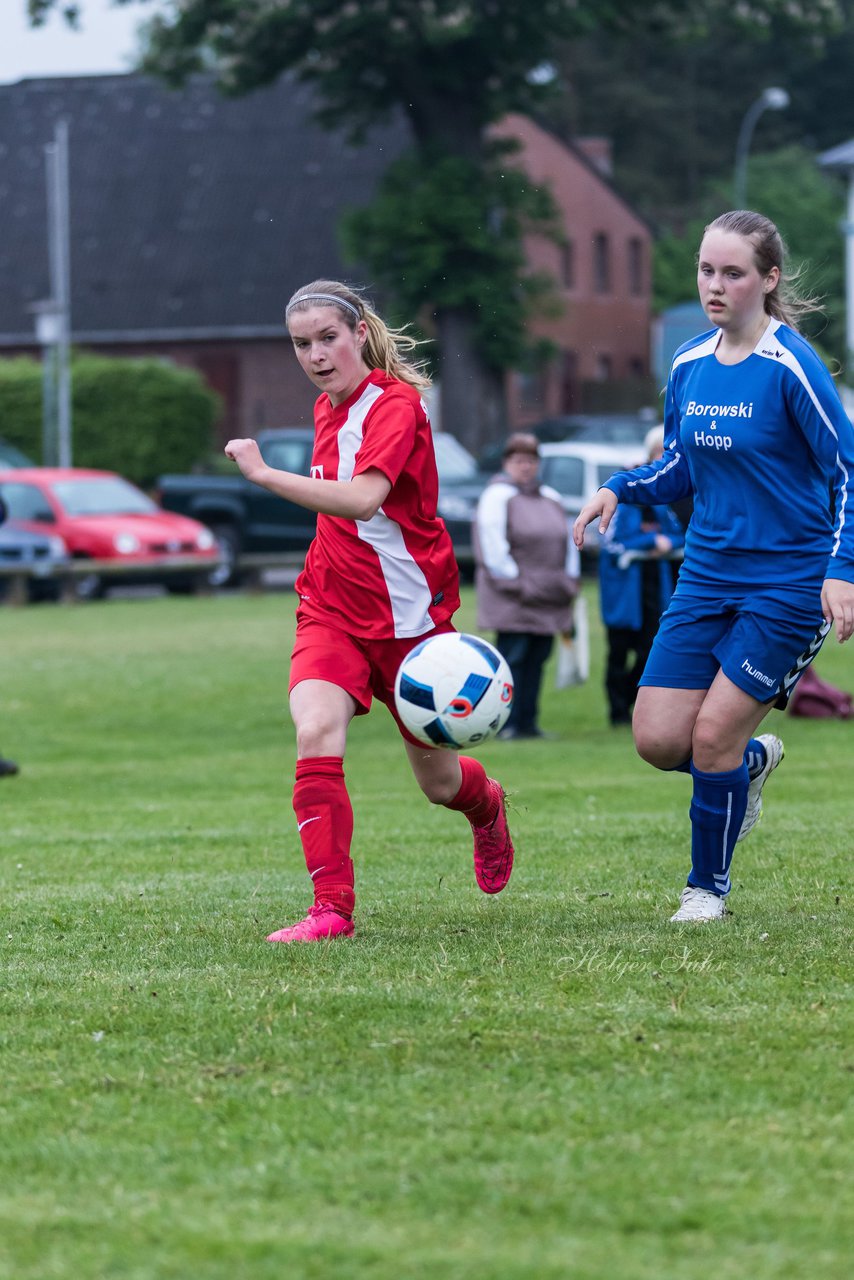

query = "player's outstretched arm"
[224, 439, 391, 520]
[572, 488, 618, 550]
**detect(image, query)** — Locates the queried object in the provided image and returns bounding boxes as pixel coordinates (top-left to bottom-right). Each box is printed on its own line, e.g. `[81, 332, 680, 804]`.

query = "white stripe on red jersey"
[294, 370, 460, 639]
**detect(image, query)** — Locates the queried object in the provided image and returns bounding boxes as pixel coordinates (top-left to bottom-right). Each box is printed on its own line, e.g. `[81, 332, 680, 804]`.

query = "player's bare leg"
[405, 742, 514, 894]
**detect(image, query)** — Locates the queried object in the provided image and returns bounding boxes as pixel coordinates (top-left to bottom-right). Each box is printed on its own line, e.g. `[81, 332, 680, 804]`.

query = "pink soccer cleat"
[266, 903, 355, 944]
[472, 779, 515, 894]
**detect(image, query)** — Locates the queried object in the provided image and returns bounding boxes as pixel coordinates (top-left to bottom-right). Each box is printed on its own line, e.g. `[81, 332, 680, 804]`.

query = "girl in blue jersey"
[574, 210, 854, 922]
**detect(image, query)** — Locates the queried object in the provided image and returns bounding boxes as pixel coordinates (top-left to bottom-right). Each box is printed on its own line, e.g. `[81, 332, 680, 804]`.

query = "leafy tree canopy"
[27, 2, 845, 150]
[25, 1, 851, 419]
[545, 4, 853, 226]
[653, 144, 846, 363]
[341, 141, 563, 371]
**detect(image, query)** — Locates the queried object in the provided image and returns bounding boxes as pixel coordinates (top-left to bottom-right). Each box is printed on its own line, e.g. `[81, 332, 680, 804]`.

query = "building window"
[593, 232, 610, 293]
[560, 350, 579, 413]
[516, 369, 547, 410]
[628, 356, 646, 378]
[628, 237, 644, 296]
[595, 353, 612, 381]
[560, 240, 575, 289]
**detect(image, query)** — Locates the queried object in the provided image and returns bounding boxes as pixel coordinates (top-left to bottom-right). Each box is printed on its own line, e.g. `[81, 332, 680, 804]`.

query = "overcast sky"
[1, 0, 155, 84]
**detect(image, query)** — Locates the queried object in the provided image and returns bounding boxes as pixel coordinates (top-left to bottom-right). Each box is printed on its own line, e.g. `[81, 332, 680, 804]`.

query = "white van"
[538, 440, 643, 547]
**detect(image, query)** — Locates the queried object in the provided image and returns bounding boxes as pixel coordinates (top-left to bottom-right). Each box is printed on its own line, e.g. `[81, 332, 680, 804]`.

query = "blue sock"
[744, 738, 767, 780]
[672, 742, 766, 778]
[688, 762, 749, 896]
[667, 758, 692, 774]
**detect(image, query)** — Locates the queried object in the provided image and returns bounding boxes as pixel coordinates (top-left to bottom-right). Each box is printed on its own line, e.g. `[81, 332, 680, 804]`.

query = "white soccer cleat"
[670, 886, 728, 923]
[737, 733, 785, 843]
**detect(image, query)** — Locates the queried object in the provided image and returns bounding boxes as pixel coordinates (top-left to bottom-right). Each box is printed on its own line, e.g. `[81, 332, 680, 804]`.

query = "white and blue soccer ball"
[394, 632, 514, 750]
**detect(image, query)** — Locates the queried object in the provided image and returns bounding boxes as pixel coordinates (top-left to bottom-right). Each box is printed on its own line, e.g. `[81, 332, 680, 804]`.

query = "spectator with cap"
[474, 432, 580, 739]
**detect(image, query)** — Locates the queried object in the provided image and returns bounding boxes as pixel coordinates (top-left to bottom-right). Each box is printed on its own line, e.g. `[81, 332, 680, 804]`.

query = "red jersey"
[294, 369, 460, 639]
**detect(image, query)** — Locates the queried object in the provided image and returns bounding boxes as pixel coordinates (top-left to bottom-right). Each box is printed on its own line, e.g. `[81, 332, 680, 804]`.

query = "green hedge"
[0, 353, 220, 487]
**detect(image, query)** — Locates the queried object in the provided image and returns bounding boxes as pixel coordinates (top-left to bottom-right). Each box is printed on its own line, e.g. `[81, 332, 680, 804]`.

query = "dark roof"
[0, 72, 408, 343]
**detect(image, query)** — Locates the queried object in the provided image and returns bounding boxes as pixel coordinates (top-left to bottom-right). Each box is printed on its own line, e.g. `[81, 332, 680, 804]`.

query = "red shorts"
[289, 615, 456, 746]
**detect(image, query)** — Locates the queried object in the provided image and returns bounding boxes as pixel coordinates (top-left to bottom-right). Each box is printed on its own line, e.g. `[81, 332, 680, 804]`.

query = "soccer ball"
[394, 632, 514, 749]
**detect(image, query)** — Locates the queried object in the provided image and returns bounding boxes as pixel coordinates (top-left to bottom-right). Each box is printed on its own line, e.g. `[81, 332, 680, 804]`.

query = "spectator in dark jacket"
[599, 426, 685, 725]
[474, 432, 580, 739]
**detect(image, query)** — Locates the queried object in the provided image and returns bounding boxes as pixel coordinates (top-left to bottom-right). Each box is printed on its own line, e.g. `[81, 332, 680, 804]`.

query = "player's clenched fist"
[224, 437, 265, 482]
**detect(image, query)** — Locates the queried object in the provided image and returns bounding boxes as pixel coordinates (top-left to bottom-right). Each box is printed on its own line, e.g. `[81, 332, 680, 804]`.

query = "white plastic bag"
[555, 595, 589, 689]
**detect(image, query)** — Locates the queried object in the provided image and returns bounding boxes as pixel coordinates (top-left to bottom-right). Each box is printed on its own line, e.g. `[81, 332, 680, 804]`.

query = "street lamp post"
[734, 87, 790, 208]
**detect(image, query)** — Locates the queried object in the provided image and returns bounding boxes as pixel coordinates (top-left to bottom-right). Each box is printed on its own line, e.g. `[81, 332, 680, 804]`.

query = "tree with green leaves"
[0, 353, 219, 486]
[135, 0, 630, 451]
[545, 6, 854, 225]
[653, 145, 847, 368]
[27, 0, 846, 446]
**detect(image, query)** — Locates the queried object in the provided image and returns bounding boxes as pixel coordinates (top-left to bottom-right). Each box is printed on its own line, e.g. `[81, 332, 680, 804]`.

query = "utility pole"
[32, 302, 59, 465]
[46, 119, 72, 467]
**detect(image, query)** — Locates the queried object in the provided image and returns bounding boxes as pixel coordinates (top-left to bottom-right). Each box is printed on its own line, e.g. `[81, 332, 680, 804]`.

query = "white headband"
[286, 293, 360, 319]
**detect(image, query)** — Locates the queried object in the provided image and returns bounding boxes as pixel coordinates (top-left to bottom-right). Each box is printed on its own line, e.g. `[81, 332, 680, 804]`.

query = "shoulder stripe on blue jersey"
[671, 329, 719, 373]
[756, 321, 849, 558]
[756, 323, 838, 439]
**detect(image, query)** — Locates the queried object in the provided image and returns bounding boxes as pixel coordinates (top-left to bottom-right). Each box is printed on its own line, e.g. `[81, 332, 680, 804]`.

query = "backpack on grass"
[788, 666, 853, 720]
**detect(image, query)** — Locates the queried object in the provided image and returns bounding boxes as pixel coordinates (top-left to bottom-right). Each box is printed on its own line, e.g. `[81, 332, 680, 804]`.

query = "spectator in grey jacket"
[474, 432, 580, 739]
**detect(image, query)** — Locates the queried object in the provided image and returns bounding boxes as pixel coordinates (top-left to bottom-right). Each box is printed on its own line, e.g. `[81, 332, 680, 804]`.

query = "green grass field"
[1, 587, 852, 1280]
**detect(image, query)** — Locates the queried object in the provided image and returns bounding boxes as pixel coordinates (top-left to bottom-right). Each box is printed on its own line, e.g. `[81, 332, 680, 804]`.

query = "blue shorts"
[639, 585, 829, 705]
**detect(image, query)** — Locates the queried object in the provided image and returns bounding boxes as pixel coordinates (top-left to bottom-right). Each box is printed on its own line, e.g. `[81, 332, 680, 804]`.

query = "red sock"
[293, 756, 355, 918]
[443, 755, 499, 828]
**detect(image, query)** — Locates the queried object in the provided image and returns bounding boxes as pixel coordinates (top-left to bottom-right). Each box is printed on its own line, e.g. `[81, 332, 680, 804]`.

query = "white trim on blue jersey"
[755, 320, 849, 562]
[603, 320, 854, 590]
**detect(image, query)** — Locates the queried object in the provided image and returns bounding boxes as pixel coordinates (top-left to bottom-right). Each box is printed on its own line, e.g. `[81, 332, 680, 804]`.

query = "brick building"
[495, 115, 654, 423]
[0, 73, 653, 446]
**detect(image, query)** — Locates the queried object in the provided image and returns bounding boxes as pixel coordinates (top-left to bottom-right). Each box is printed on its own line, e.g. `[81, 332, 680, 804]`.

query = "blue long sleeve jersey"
[604, 320, 854, 590]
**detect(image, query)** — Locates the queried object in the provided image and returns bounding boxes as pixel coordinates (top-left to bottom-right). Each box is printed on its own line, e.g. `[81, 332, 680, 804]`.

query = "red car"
[0, 468, 220, 597]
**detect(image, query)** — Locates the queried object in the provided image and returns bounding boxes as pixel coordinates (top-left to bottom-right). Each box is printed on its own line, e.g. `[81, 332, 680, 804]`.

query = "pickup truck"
[156, 427, 486, 587]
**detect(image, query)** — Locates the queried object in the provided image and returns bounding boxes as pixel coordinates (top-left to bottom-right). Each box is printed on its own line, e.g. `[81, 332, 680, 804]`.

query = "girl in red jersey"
[225, 280, 514, 943]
